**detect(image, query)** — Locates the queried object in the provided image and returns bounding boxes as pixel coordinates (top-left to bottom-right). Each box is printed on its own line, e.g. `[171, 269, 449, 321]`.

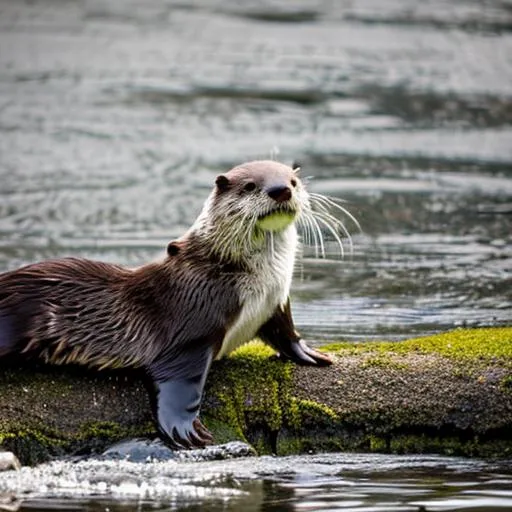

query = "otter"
[0, 161, 340, 449]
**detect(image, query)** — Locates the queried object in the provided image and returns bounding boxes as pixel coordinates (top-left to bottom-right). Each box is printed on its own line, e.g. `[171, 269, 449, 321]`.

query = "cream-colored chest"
[215, 229, 297, 359]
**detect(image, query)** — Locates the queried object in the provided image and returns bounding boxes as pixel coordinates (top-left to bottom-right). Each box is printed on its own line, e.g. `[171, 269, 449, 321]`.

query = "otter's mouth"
[256, 206, 297, 232]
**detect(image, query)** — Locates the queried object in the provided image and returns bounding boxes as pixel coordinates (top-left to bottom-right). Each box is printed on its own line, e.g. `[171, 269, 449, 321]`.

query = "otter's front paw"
[155, 379, 213, 449]
[279, 338, 333, 366]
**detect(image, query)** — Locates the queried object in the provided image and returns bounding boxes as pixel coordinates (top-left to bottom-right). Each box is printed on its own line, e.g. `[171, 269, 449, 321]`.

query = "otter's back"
[0, 258, 131, 364]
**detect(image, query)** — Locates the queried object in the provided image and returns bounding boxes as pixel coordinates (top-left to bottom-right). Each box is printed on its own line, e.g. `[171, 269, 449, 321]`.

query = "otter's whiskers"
[298, 192, 361, 260]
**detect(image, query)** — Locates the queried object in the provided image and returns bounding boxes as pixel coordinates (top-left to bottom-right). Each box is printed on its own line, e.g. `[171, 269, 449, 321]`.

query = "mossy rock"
[293, 327, 512, 457]
[323, 327, 512, 362]
[0, 365, 155, 464]
[1, 327, 511, 464]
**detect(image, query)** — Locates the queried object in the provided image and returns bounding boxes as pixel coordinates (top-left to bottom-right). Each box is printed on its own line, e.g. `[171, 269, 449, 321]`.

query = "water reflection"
[4, 453, 512, 511]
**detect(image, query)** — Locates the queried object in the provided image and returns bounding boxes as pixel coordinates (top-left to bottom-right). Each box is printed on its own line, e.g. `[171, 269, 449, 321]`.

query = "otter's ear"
[292, 161, 301, 173]
[215, 174, 230, 191]
[167, 241, 180, 256]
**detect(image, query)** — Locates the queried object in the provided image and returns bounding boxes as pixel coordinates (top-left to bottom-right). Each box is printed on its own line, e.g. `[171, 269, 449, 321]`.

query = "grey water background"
[1, 0, 511, 341]
[0, 0, 512, 510]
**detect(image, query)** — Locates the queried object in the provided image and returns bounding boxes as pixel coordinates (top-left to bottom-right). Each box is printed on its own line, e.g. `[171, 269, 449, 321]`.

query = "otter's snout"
[267, 185, 292, 203]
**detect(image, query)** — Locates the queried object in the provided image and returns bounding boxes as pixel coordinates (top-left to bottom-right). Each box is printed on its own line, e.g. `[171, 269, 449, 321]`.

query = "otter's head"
[190, 160, 307, 263]
[214, 160, 306, 232]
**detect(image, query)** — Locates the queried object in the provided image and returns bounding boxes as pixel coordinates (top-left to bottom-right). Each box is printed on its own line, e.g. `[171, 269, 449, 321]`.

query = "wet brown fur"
[0, 254, 240, 374]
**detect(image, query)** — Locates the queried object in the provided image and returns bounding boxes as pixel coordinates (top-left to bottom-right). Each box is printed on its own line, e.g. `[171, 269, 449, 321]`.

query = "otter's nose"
[267, 185, 292, 203]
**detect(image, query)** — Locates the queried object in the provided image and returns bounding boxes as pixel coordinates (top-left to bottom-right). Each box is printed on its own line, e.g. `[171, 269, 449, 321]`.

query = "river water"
[0, 0, 511, 341]
[0, 0, 511, 510]
[2, 452, 512, 511]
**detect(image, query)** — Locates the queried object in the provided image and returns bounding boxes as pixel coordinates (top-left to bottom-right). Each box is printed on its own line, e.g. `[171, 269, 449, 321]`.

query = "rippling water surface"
[0, 0, 511, 340]
[0, 0, 511, 510]
[3, 453, 512, 511]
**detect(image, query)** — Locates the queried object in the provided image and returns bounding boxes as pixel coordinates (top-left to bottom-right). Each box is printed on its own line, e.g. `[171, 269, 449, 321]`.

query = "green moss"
[388, 434, 512, 458]
[369, 435, 389, 451]
[294, 399, 338, 423]
[0, 419, 152, 466]
[204, 341, 339, 454]
[77, 421, 152, 442]
[229, 340, 277, 360]
[324, 327, 512, 364]
[0, 426, 66, 466]
[204, 341, 293, 452]
[392, 327, 512, 361]
[78, 421, 125, 439]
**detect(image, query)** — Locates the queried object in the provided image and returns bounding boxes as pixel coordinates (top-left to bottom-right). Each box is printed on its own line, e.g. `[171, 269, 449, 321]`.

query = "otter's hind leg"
[257, 299, 332, 366]
[147, 345, 214, 449]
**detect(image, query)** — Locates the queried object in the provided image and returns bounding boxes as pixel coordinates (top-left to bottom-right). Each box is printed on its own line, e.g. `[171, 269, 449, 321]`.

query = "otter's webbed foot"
[276, 338, 332, 366]
[154, 378, 213, 449]
[257, 299, 333, 367]
[148, 346, 214, 449]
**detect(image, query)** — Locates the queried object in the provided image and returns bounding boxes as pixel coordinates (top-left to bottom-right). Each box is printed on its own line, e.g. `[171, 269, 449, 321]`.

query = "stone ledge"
[1, 327, 511, 465]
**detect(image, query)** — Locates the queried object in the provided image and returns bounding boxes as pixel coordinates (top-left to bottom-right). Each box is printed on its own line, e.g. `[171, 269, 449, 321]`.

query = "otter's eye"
[244, 182, 256, 192]
[290, 178, 297, 188]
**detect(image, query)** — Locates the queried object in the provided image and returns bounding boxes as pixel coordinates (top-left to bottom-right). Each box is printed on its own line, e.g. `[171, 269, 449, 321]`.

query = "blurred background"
[0, 0, 510, 342]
